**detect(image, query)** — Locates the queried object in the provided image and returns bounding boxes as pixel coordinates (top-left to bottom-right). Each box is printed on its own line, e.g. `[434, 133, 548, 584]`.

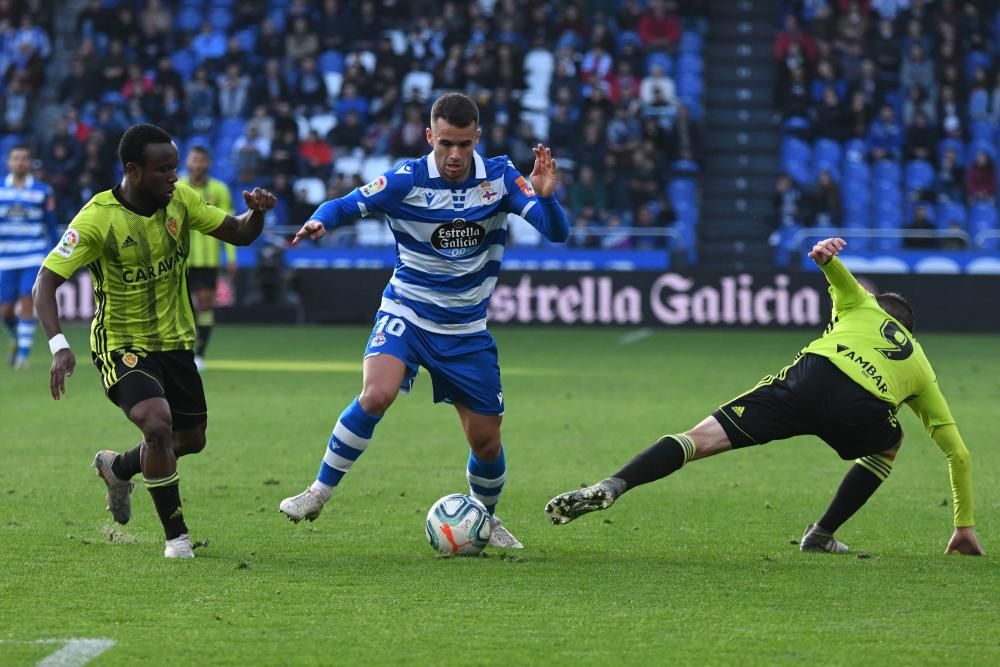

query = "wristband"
[48, 333, 70, 355]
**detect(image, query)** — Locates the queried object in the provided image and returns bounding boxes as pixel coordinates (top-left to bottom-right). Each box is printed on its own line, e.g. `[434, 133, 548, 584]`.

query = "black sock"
[111, 444, 143, 480]
[610, 434, 697, 494]
[195, 324, 213, 357]
[817, 463, 887, 533]
[145, 475, 188, 540]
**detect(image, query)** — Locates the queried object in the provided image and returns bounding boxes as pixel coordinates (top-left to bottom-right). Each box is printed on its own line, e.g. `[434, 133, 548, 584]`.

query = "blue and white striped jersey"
[0, 174, 56, 270]
[312, 152, 568, 334]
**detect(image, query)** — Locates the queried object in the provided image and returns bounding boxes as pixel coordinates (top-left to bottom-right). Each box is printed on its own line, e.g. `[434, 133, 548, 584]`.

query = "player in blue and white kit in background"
[0, 145, 57, 369]
[279, 93, 569, 548]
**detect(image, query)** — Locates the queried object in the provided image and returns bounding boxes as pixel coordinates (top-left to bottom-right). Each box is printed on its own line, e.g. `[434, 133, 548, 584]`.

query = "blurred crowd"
[2, 0, 708, 252]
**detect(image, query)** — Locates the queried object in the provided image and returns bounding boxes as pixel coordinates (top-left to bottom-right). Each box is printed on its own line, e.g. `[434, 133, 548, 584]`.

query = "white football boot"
[164, 533, 195, 558]
[93, 450, 134, 524]
[488, 516, 524, 549]
[279, 488, 327, 523]
[799, 523, 850, 553]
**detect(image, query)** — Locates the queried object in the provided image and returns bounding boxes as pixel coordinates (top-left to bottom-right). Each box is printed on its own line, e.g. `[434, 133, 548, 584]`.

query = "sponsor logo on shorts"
[122, 352, 138, 368]
[431, 218, 485, 258]
[371, 332, 386, 347]
[55, 229, 79, 258]
[360, 176, 387, 198]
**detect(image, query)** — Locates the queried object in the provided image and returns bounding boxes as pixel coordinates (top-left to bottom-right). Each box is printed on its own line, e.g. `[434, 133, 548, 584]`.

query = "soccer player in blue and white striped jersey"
[280, 93, 569, 548]
[0, 145, 57, 369]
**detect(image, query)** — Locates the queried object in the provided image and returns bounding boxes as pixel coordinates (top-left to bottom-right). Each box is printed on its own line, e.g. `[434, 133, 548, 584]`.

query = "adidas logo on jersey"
[121, 235, 137, 248]
[732, 405, 745, 417]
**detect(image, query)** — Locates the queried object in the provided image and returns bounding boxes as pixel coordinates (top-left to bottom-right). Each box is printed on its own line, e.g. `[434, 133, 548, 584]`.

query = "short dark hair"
[8, 144, 30, 157]
[118, 123, 173, 168]
[876, 292, 915, 333]
[188, 144, 212, 160]
[430, 93, 479, 128]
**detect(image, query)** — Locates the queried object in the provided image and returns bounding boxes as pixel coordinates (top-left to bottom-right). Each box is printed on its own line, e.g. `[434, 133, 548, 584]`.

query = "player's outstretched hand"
[946, 526, 986, 556]
[243, 187, 278, 212]
[49, 348, 75, 401]
[292, 220, 326, 245]
[808, 237, 846, 266]
[529, 144, 558, 198]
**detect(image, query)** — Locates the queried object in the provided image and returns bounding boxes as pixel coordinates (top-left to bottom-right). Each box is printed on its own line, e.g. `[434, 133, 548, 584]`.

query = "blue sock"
[15, 318, 35, 361]
[467, 445, 506, 515]
[311, 397, 382, 499]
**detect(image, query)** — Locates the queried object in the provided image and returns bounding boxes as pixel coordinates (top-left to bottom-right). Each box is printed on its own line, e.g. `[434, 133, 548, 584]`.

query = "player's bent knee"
[881, 438, 902, 460]
[685, 416, 733, 460]
[470, 437, 502, 461]
[359, 386, 398, 415]
[128, 400, 173, 446]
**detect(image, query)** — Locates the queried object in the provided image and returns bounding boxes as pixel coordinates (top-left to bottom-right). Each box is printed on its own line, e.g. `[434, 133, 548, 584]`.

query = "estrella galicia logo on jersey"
[165, 217, 178, 239]
[431, 218, 485, 258]
[360, 176, 387, 198]
[55, 228, 79, 258]
[122, 352, 138, 368]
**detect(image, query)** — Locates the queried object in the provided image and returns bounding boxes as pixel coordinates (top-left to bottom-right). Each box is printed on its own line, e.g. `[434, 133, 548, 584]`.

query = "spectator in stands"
[252, 59, 289, 112]
[580, 42, 613, 98]
[318, 0, 353, 52]
[98, 38, 128, 94]
[214, 64, 250, 119]
[632, 202, 669, 250]
[902, 84, 935, 127]
[290, 56, 328, 115]
[638, 0, 681, 53]
[394, 103, 426, 158]
[140, 0, 171, 39]
[569, 207, 600, 248]
[256, 18, 286, 62]
[966, 150, 997, 203]
[59, 58, 101, 109]
[640, 62, 677, 110]
[122, 63, 154, 101]
[811, 168, 841, 228]
[936, 87, 962, 138]
[903, 204, 938, 249]
[577, 122, 609, 172]
[903, 110, 937, 162]
[1, 74, 29, 133]
[867, 104, 902, 161]
[833, 0, 868, 78]
[811, 58, 845, 103]
[814, 86, 851, 141]
[268, 126, 300, 177]
[570, 165, 608, 218]
[850, 59, 884, 111]
[191, 21, 227, 69]
[867, 17, 901, 82]
[233, 124, 271, 185]
[899, 42, 934, 94]
[246, 105, 274, 143]
[328, 109, 363, 155]
[607, 104, 642, 156]
[333, 82, 368, 121]
[846, 90, 873, 139]
[966, 66, 991, 124]
[76, 0, 114, 39]
[934, 147, 964, 204]
[990, 70, 1000, 124]
[777, 65, 812, 123]
[602, 213, 632, 250]
[185, 65, 216, 133]
[773, 172, 807, 231]
[548, 102, 577, 155]
[628, 150, 662, 210]
[773, 14, 817, 62]
[299, 129, 333, 178]
[286, 16, 320, 64]
[154, 85, 187, 137]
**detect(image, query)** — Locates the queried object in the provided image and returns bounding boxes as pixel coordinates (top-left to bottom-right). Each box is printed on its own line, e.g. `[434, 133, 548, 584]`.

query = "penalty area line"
[0, 638, 116, 667]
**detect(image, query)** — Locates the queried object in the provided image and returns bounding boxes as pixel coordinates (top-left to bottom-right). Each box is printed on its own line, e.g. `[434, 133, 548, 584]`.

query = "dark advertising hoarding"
[57, 269, 1000, 332]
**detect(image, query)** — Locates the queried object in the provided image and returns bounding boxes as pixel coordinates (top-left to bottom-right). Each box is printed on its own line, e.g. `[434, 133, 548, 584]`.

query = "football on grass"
[425, 494, 492, 556]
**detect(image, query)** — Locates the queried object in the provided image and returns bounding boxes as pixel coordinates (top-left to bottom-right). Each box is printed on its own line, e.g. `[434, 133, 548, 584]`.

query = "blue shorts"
[364, 310, 504, 416]
[0, 266, 39, 303]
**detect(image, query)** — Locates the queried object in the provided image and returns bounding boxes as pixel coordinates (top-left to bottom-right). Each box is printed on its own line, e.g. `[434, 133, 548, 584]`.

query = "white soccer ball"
[425, 494, 492, 556]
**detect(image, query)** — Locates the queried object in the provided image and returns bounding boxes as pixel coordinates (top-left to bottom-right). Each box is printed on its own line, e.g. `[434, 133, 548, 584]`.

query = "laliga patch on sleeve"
[55, 229, 80, 258]
[515, 175, 535, 197]
[360, 175, 388, 198]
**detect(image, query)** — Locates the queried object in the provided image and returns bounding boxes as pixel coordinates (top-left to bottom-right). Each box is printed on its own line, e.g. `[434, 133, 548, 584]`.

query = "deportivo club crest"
[122, 352, 138, 368]
[166, 217, 178, 239]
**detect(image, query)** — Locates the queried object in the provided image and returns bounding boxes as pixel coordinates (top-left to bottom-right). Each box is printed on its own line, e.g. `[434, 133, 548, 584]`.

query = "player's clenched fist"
[808, 237, 846, 266]
[292, 220, 326, 245]
[243, 188, 277, 212]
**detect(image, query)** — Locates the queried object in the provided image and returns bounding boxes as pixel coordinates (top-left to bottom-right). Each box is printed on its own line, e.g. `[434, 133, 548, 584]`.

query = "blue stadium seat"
[903, 159, 934, 192]
[968, 119, 996, 145]
[969, 202, 998, 249]
[235, 28, 257, 53]
[217, 118, 246, 142]
[679, 31, 703, 54]
[965, 50, 992, 80]
[318, 50, 345, 74]
[936, 201, 967, 230]
[813, 138, 841, 179]
[171, 50, 197, 79]
[676, 53, 703, 75]
[843, 137, 868, 163]
[208, 7, 233, 31]
[176, 7, 202, 33]
[0, 134, 25, 158]
[938, 138, 966, 164]
[781, 137, 811, 185]
[967, 140, 997, 163]
[644, 52, 673, 76]
[843, 159, 870, 185]
[872, 159, 900, 185]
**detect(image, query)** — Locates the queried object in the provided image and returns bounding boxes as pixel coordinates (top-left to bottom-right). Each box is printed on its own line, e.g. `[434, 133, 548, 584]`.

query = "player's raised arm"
[33, 267, 75, 400]
[506, 147, 569, 243]
[529, 144, 558, 198]
[807, 236, 846, 266]
[208, 187, 277, 246]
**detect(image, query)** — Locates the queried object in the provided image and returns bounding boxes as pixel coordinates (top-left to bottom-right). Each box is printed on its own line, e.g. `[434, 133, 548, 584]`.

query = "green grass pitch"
[2, 325, 998, 665]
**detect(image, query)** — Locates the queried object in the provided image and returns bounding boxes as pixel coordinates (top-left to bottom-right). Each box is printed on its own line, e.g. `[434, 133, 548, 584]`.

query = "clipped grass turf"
[2, 325, 998, 665]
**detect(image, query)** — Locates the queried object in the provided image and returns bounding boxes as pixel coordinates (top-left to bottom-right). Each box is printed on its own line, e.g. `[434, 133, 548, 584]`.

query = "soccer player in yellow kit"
[33, 124, 276, 558]
[546, 237, 985, 556]
[178, 145, 236, 370]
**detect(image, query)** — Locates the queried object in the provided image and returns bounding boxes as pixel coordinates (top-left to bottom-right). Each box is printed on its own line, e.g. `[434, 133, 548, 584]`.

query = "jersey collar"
[3, 174, 34, 188]
[425, 151, 486, 181]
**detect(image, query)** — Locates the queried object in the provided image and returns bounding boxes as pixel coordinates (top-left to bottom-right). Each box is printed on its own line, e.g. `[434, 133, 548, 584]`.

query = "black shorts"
[187, 267, 218, 291]
[713, 353, 902, 460]
[92, 348, 208, 430]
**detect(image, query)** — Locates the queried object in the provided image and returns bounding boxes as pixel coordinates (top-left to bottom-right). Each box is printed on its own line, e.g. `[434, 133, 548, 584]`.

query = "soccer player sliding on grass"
[546, 237, 985, 556]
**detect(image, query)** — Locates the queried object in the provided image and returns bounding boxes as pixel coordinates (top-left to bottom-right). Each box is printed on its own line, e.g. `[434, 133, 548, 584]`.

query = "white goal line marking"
[0, 638, 116, 666]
